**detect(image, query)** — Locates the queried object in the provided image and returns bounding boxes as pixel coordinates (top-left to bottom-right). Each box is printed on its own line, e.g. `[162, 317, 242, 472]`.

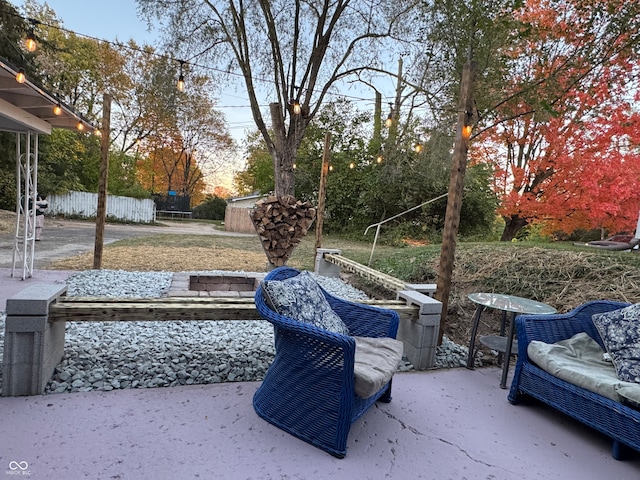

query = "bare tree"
[138, 0, 418, 197]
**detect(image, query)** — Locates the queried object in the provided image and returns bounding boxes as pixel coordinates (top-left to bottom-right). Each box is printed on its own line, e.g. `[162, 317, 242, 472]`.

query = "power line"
[3, 4, 456, 124]
[1, 4, 411, 106]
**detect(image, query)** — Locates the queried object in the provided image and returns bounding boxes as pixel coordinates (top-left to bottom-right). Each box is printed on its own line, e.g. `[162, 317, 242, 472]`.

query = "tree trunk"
[269, 103, 297, 197]
[500, 215, 529, 241]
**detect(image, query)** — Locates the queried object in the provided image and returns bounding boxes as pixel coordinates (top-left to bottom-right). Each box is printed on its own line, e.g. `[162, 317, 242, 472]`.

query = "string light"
[76, 121, 85, 131]
[4, 8, 450, 141]
[2, 9, 440, 118]
[462, 125, 472, 139]
[385, 103, 393, 128]
[25, 18, 39, 52]
[291, 85, 302, 115]
[414, 143, 423, 153]
[349, 162, 355, 169]
[15, 68, 26, 83]
[329, 165, 333, 171]
[376, 154, 383, 164]
[177, 60, 185, 92]
[53, 103, 63, 115]
[25, 30, 37, 52]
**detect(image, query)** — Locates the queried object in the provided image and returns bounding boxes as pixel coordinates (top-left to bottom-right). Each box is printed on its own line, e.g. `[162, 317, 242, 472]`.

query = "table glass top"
[467, 292, 557, 315]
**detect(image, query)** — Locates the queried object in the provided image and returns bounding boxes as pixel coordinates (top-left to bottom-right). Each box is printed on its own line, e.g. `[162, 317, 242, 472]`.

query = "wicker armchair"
[253, 267, 400, 458]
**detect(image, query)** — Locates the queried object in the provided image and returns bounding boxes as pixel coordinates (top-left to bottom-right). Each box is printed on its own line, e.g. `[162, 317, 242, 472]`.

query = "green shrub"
[192, 195, 227, 220]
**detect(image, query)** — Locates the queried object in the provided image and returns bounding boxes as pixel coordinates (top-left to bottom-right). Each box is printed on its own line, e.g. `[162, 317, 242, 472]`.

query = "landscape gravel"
[0, 270, 470, 395]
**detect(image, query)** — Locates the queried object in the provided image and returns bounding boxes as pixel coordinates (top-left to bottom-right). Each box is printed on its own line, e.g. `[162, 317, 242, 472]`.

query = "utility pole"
[435, 50, 476, 343]
[386, 58, 404, 150]
[93, 93, 111, 269]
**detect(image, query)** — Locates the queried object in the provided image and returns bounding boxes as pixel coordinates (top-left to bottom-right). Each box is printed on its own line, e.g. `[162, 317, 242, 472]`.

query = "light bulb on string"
[291, 85, 302, 115]
[53, 104, 62, 116]
[15, 69, 26, 83]
[25, 19, 38, 52]
[25, 30, 37, 52]
[385, 103, 393, 128]
[177, 60, 185, 92]
[76, 121, 85, 131]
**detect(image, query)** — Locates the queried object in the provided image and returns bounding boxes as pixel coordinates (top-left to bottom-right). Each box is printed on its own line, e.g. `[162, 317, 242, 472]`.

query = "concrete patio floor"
[1, 368, 639, 480]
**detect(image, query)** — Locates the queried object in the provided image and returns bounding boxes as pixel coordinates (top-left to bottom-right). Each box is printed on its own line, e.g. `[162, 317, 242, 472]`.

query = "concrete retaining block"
[314, 248, 342, 277]
[396, 290, 442, 370]
[402, 283, 437, 297]
[2, 284, 67, 396]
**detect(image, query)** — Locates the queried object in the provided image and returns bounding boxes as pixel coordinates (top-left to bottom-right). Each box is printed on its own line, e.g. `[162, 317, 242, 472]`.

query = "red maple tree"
[472, 0, 640, 240]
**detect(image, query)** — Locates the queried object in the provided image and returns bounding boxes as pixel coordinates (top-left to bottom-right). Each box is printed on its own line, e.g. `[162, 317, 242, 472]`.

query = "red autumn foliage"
[472, 0, 640, 240]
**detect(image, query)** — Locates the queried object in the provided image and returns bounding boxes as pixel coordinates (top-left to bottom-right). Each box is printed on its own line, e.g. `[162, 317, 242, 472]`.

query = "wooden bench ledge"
[48, 297, 418, 323]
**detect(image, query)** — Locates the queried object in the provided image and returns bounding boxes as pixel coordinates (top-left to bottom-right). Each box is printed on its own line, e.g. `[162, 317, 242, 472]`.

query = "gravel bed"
[0, 270, 470, 395]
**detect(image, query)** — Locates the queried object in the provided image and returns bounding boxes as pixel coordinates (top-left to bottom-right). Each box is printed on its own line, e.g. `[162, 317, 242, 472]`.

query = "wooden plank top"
[323, 254, 407, 291]
[48, 297, 418, 323]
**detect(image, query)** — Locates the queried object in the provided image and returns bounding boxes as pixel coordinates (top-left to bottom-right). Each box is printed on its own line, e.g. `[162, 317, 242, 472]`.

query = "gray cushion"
[592, 303, 640, 383]
[261, 271, 350, 335]
[353, 336, 403, 398]
[528, 333, 621, 401]
[528, 332, 640, 404]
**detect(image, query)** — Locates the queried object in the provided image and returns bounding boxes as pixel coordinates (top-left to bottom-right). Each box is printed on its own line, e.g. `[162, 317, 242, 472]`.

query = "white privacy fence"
[47, 191, 156, 223]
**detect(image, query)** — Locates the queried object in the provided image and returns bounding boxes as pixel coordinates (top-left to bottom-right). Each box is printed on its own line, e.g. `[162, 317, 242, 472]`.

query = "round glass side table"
[465, 292, 557, 389]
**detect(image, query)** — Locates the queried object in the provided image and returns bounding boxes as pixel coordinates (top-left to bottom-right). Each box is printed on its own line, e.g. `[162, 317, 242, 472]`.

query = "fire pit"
[167, 272, 266, 298]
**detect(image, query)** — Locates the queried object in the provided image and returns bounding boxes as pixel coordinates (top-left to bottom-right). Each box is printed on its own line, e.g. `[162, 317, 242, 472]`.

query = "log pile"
[250, 195, 316, 267]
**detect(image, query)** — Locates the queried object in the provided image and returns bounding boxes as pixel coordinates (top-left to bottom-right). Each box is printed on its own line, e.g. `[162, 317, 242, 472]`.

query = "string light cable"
[0, 6, 455, 123]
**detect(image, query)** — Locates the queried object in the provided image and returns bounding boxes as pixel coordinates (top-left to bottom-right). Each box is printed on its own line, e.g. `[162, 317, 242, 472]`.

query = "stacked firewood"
[250, 195, 316, 267]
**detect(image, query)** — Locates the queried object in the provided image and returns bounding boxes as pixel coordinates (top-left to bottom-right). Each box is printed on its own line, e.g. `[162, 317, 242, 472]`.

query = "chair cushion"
[592, 303, 640, 383]
[528, 332, 622, 401]
[528, 332, 640, 405]
[261, 271, 350, 335]
[353, 336, 403, 398]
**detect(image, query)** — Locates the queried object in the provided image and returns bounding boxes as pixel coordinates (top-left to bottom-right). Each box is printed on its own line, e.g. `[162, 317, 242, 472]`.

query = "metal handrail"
[364, 192, 449, 265]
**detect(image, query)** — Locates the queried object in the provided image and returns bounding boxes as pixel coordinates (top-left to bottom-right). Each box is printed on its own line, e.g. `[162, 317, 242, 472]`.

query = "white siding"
[47, 191, 155, 223]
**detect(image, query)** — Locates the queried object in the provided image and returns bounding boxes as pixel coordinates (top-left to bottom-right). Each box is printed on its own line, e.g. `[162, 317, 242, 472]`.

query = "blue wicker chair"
[253, 267, 400, 458]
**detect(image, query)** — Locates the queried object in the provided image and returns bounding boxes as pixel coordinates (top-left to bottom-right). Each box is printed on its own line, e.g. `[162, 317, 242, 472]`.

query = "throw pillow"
[592, 304, 640, 383]
[262, 271, 350, 336]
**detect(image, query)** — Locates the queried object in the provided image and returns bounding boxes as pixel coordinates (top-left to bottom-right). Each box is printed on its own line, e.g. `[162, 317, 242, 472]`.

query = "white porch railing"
[364, 193, 448, 265]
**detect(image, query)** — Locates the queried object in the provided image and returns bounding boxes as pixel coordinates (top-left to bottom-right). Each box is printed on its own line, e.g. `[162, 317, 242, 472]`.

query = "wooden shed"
[224, 193, 265, 234]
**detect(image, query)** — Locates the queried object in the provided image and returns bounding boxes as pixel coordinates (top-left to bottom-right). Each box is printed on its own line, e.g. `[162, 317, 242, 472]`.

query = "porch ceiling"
[0, 58, 95, 135]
